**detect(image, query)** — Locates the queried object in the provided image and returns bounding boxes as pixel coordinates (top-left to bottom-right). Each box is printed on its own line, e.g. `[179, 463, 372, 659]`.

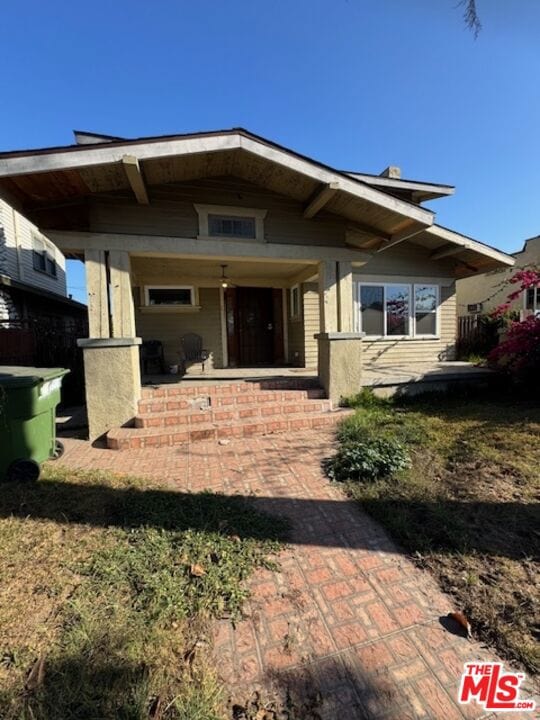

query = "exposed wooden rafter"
[303, 182, 339, 218]
[376, 222, 424, 253]
[430, 244, 469, 261]
[122, 155, 149, 205]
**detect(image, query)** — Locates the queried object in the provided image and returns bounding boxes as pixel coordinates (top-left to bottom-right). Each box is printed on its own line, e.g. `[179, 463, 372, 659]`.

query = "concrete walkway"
[55, 431, 536, 720]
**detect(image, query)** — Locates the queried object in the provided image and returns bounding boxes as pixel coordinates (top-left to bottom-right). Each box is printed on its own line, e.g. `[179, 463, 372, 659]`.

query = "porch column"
[78, 249, 141, 440]
[316, 260, 363, 406]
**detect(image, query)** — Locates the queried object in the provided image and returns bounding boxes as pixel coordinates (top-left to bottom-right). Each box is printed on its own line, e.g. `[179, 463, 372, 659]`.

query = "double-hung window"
[525, 286, 540, 316]
[32, 236, 57, 277]
[357, 283, 439, 338]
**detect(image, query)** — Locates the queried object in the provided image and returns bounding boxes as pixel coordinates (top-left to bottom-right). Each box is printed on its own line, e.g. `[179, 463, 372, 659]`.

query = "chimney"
[379, 166, 401, 179]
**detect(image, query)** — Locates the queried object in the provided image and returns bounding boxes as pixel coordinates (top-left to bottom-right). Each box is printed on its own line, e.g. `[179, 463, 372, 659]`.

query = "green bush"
[326, 437, 410, 482]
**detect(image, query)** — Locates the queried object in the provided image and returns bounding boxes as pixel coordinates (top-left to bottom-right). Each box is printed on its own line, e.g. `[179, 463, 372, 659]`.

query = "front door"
[225, 287, 284, 366]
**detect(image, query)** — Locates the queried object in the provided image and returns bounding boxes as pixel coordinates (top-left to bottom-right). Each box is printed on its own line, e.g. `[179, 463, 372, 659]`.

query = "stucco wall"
[456, 236, 539, 316]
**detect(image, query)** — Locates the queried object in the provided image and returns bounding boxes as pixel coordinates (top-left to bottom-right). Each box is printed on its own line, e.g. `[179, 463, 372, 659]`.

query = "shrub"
[326, 436, 410, 483]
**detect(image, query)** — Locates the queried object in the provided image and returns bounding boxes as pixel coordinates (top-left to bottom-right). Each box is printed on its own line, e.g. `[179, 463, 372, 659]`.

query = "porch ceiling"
[130, 256, 316, 286]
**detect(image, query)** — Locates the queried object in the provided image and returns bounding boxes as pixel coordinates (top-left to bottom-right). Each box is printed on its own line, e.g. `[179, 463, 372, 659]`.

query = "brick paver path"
[56, 430, 537, 720]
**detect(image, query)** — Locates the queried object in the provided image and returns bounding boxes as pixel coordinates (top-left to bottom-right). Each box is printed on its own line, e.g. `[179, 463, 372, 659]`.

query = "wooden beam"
[430, 244, 469, 261]
[122, 155, 149, 205]
[376, 223, 424, 253]
[287, 266, 318, 287]
[303, 182, 340, 218]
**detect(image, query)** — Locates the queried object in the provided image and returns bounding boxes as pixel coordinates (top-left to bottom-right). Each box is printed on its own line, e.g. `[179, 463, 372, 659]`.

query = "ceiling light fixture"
[220, 264, 229, 288]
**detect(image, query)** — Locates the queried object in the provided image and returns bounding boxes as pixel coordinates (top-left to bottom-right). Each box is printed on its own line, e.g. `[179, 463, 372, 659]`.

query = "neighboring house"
[0, 197, 84, 325]
[0, 128, 514, 438]
[457, 235, 540, 318]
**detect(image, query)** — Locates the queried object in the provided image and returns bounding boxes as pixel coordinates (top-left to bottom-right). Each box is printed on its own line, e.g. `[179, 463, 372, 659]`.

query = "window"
[467, 302, 483, 314]
[194, 204, 267, 242]
[414, 285, 438, 336]
[209, 215, 256, 239]
[525, 286, 540, 314]
[145, 286, 195, 306]
[357, 283, 439, 338]
[386, 285, 410, 336]
[290, 285, 301, 319]
[32, 236, 57, 277]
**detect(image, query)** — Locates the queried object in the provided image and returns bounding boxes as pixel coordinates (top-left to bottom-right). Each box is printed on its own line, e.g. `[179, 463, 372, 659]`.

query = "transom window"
[32, 236, 57, 277]
[145, 286, 195, 306]
[208, 214, 256, 239]
[357, 283, 439, 338]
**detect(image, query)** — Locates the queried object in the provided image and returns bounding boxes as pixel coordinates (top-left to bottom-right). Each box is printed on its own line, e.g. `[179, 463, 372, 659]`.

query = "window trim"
[32, 234, 58, 279]
[194, 204, 267, 243]
[524, 286, 540, 316]
[290, 284, 301, 320]
[355, 282, 440, 340]
[143, 284, 198, 308]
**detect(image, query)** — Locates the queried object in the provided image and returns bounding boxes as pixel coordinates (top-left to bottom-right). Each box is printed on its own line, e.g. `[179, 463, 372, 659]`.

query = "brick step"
[140, 378, 321, 399]
[107, 409, 351, 450]
[135, 399, 333, 428]
[138, 387, 326, 413]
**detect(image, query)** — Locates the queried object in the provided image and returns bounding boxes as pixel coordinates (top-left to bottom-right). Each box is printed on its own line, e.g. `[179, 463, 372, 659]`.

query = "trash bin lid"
[0, 366, 69, 388]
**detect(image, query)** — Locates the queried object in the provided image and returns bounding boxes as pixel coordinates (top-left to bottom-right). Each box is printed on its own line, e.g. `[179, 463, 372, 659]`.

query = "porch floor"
[142, 361, 492, 390]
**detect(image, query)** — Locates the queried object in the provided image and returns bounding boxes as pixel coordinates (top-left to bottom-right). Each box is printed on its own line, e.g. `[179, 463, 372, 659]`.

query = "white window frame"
[524, 286, 540, 317]
[194, 204, 267, 243]
[355, 282, 440, 339]
[143, 285, 197, 307]
[290, 284, 301, 320]
[413, 284, 440, 339]
[32, 234, 57, 279]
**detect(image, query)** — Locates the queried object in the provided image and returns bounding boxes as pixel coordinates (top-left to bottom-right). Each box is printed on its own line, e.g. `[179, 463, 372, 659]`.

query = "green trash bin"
[0, 366, 70, 482]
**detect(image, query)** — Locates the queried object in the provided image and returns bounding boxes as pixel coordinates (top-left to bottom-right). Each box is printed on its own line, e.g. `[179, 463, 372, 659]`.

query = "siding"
[303, 283, 319, 368]
[89, 177, 347, 249]
[0, 199, 67, 295]
[135, 287, 224, 370]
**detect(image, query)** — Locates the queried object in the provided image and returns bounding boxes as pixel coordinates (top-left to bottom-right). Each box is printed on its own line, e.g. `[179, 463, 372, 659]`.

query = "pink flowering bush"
[488, 267, 540, 388]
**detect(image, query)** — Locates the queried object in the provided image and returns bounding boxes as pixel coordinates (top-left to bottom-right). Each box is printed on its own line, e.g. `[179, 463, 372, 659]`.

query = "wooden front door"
[225, 287, 284, 366]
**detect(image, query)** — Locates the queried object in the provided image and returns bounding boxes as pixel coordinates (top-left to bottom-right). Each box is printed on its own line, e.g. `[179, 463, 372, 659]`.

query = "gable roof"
[0, 127, 514, 274]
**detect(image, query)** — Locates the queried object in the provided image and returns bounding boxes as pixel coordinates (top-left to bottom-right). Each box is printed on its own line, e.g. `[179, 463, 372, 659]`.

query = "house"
[0, 128, 514, 439]
[457, 234, 539, 318]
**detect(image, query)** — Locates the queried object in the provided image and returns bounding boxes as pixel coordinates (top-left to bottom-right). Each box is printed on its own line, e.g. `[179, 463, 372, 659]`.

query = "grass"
[0, 466, 287, 719]
[335, 388, 540, 675]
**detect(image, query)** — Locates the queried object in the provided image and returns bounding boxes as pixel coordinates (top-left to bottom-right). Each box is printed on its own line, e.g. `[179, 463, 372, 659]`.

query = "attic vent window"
[208, 215, 256, 239]
[194, 204, 267, 243]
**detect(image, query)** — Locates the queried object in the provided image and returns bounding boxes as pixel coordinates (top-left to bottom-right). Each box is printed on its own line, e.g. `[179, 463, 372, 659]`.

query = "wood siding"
[135, 287, 224, 370]
[89, 177, 348, 249]
[303, 283, 319, 368]
[0, 199, 67, 295]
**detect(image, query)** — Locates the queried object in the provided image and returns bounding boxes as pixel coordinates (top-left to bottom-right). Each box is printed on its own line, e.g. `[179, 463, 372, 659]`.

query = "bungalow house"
[0, 128, 514, 440]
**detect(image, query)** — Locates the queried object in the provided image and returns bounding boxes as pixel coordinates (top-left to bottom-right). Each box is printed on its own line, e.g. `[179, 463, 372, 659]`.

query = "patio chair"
[140, 340, 166, 375]
[180, 333, 209, 373]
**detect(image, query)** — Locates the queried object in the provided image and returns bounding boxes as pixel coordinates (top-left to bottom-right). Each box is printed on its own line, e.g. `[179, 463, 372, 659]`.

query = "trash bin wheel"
[51, 440, 65, 460]
[5, 459, 40, 483]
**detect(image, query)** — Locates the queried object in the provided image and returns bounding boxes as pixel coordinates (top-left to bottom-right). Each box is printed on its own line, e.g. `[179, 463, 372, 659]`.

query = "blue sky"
[1, 0, 538, 303]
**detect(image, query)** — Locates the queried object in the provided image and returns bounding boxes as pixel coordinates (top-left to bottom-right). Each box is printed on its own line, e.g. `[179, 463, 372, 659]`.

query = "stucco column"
[315, 332, 364, 406]
[80, 250, 141, 440]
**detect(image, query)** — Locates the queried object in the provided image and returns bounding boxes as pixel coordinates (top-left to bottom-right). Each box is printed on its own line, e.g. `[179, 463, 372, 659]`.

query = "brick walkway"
[56, 430, 537, 720]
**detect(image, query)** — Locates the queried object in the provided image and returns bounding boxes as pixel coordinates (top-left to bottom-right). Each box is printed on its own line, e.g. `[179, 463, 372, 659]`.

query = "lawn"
[335, 390, 540, 675]
[0, 466, 286, 719]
